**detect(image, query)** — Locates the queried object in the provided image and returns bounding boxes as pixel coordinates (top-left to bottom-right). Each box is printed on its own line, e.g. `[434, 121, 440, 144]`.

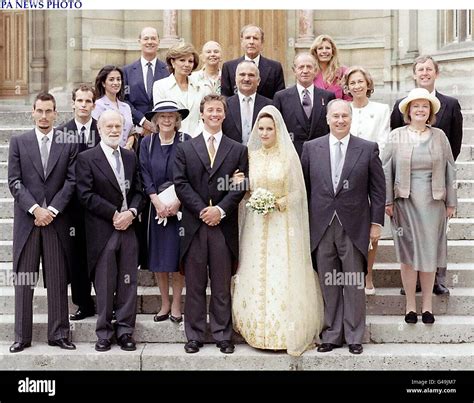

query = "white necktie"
[112, 149, 121, 174]
[242, 97, 252, 145]
[40, 135, 49, 174]
[333, 141, 343, 191]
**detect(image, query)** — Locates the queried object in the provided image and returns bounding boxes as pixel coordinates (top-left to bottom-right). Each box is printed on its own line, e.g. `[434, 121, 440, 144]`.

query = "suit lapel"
[45, 130, 64, 179]
[435, 91, 447, 127]
[335, 136, 362, 196]
[318, 138, 334, 196]
[292, 86, 308, 133]
[122, 148, 134, 192]
[92, 147, 122, 194]
[192, 134, 212, 174]
[258, 56, 270, 90]
[229, 97, 243, 136]
[252, 95, 264, 123]
[210, 135, 232, 177]
[134, 61, 148, 99]
[310, 88, 324, 132]
[24, 130, 45, 179]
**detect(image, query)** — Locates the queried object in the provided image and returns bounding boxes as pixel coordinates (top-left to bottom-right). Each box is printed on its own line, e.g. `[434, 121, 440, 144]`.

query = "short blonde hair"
[343, 66, 374, 98]
[165, 43, 199, 75]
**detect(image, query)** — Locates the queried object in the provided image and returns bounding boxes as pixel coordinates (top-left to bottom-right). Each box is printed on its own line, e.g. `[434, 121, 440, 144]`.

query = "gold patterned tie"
[208, 135, 216, 166]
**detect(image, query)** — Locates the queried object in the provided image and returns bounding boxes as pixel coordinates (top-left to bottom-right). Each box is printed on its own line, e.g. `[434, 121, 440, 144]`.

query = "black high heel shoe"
[404, 311, 418, 324]
[422, 311, 435, 324]
[153, 311, 170, 322]
[169, 314, 183, 323]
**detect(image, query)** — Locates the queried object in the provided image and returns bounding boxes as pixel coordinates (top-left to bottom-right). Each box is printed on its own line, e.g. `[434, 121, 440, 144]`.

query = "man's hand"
[446, 206, 456, 218]
[113, 211, 134, 231]
[231, 169, 245, 186]
[150, 194, 169, 218]
[370, 224, 382, 244]
[33, 207, 55, 226]
[385, 204, 393, 217]
[200, 206, 221, 226]
[142, 119, 155, 134]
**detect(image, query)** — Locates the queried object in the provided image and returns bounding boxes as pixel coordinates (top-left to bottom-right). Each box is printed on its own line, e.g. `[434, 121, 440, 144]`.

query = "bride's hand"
[275, 196, 287, 212]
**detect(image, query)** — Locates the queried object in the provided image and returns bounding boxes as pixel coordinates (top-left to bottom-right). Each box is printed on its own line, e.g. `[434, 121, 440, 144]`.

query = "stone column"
[295, 10, 315, 50]
[406, 10, 419, 56]
[28, 11, 48, 93]
[161, 10, 180, 47]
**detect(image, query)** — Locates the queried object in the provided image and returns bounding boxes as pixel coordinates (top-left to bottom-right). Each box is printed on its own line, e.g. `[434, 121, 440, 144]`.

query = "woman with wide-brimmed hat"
[139, 100, 190, 323]
[383, 88, 457, 325]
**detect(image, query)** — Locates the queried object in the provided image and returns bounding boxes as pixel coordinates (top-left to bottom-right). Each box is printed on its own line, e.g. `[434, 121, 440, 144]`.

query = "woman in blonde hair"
[153, 42, 206, 137]
[310, 34, 351, 101]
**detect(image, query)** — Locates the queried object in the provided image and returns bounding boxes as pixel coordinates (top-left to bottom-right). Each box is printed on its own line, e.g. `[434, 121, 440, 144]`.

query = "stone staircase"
[0, 103, 473, 371]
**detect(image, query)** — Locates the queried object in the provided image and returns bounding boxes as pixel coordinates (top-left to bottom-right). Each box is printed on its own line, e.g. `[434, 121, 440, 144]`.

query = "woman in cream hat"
[139, 100, 190, 324]
[382, 88, 456, 325]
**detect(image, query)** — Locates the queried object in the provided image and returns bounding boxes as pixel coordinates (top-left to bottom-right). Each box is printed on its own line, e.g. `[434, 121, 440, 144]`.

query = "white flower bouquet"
[246, 188, 276, 215]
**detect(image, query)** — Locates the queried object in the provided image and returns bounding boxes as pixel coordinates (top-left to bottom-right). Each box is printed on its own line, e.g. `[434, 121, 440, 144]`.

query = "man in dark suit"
[123, 26, 170, 135]
[57, 84, 100, 321]
[390, 55, 463, 296]
[8, 92, 77, 353]
[174, 94, 248, 354]
[222, 60, 272, 144]
[273, 53, 335, 157]
[76, 110, 145, 352]
[301, 99, 385, 355]
[221, 24, 285, 99]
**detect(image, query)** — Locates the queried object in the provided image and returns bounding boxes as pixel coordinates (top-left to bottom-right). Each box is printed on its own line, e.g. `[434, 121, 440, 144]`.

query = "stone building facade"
[0, 9, 472, 106]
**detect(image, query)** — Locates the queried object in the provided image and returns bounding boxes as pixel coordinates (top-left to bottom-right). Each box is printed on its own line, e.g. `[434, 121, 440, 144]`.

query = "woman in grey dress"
[383, 88, 457, 325]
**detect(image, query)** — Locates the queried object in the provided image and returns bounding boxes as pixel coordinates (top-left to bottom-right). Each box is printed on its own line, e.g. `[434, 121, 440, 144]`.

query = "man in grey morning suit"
[8, 92, 77, 353]
[273, 53, 335, 158]
[222, 60, 272, 145]
[301, 99, 385, 355]
[76, 110, 145, 352]
[174, 94, 248, 354]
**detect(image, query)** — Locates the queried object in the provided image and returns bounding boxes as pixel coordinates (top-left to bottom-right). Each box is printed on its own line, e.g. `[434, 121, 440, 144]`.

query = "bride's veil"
[241, 105, 324, 355]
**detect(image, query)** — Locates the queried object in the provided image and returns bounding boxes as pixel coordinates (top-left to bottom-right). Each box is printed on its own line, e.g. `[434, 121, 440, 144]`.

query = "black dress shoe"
[95, 339, 112, 352]
[117, 334, 136, 351]
[433, 284, 450, 295]
[69, 308, 95, 321]
[216, 340, 235, 354]
[404, 311, 418, 324]
[317, 343, 340, 353]
[184, 340, 203, 353]
[153, 312, 170, 322]
[9, 341, 31, 353]
[48, 338, 76, 350]
[400, 285, 421, 295]
[422, 311, 435, 324]
[348, 344, 363, 354]
[169, 314, 183, 324]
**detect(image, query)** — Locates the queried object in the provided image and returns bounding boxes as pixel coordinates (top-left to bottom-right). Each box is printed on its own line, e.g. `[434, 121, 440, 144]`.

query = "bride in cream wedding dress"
[232, 106, 324, 356]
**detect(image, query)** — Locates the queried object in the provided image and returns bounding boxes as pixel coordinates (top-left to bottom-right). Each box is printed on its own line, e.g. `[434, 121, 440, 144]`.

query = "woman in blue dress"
[139, 100, 190, 323]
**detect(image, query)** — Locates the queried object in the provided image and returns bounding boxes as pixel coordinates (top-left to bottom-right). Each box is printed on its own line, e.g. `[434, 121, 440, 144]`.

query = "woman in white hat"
[139, 100, 190, 323]
[382, 88, 457, 325]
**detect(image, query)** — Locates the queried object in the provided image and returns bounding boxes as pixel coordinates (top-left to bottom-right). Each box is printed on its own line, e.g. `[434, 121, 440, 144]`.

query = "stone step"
[372, 263, 474, 288]
[458, 143, 474, 162]
[464, 111, 474, 127]
[456, 180, 474, 198]
[0, 128, 23, 144]
[365, 287, 473, 315]
[456, 161, 474, 177]
[0, 111, 73, 128]
[0, 314, 471, 344]
[0, 342, 471, 370]
[377, 239, 474, 263]
[457, 198, 474, 218]
[0, 145, 8, 163]
[463, 127, 474, 144]
[0, 198, 13, 218]
[0, 285, 471, 316]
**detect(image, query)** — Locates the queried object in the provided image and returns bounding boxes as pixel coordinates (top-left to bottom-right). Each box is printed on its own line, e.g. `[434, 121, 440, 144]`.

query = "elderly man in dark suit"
[57, 84, 100, 322]
[123, 26, 170, 136]
[8, 92, 78, 353]
[301, 99, 385, 355]
[222, 60, 272, 145]
[76, 110, 145, 352]
[390, 55, 463, 296]
[174, 94, 248, 354]
[274, 53, 335, 157]
[221, 24, 285, 99]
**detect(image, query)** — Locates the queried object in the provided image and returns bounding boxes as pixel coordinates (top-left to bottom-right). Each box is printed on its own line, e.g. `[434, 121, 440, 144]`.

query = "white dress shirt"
[245, 54, 261, 67]
[296, 83, 315, 106]
[141, 56, 157, 93]
[74, 118, 93, 144]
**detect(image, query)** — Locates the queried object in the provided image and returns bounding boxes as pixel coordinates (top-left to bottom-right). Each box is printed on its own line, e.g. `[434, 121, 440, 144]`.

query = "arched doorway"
[0, 11, 28, 97]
